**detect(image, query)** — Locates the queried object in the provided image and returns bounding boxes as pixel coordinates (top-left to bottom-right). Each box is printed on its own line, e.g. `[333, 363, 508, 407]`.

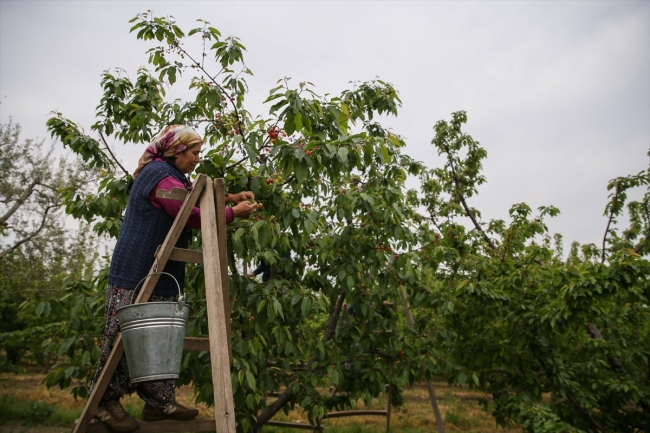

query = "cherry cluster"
[268, 127, 280, 142]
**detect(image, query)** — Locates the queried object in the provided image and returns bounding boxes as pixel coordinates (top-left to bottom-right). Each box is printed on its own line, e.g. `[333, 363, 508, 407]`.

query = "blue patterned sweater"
[108, 161, 191, 296]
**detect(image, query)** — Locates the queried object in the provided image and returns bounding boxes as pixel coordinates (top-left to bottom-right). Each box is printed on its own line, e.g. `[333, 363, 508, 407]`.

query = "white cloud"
[1, 0, 647, 248]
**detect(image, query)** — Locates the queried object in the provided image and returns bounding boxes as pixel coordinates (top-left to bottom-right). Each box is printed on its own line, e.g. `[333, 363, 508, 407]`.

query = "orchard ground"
[0, 369, 520, 433]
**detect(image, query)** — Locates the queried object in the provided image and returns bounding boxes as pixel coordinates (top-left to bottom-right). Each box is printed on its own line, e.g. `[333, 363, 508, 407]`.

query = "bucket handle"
[130, 272, 185, 312]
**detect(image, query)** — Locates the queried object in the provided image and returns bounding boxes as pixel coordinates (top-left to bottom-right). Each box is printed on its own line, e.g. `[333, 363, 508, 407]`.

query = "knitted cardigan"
[108, 161, 191, 296]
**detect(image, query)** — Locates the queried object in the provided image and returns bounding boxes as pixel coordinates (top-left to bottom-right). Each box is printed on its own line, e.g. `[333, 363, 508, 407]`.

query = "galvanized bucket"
[116, 272, 189, 384]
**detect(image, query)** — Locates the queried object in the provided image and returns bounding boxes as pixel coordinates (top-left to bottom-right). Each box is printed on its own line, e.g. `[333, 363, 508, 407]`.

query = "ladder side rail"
[200, 180, 236, 433]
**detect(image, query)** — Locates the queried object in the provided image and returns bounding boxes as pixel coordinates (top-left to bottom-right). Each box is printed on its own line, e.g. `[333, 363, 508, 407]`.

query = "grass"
[0, 370, 520, 433]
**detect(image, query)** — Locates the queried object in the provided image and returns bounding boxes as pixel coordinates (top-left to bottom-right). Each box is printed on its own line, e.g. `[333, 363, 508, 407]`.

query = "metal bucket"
[116, 273, 190, 384]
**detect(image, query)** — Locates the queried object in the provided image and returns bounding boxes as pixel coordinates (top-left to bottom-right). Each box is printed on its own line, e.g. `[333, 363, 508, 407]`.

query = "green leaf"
[65, 366, 75, 379]
[379, 145, 390, 163]
[301, 297, 312, 317]
[295, 113, 303, 131]
[360, 193, 374, 205]
[295, 160, 309, 184]
[458, 372, 468, 386]
[245, 370, 256, 389]
[284, 113, 296, 136]
[338, 147, 349, 163]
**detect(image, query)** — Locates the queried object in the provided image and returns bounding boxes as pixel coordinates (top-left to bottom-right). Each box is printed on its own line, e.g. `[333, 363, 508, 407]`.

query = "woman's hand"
[232, 201, 258, 219]
[226, 191, 255, 204]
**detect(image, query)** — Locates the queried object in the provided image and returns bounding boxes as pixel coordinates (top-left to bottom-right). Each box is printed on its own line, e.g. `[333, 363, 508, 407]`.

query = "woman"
[92, 125, 257, 433]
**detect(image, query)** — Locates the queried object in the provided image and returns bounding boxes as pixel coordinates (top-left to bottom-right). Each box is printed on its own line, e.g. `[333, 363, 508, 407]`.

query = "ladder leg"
[72, 336, 124, 433]
[214, 178, 232, 365]
[201, 180, 236, 433]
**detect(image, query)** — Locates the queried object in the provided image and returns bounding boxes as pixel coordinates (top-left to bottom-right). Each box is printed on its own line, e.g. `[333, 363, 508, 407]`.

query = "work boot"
[142, 402, 199, 421]
[95, 400, 139, 433]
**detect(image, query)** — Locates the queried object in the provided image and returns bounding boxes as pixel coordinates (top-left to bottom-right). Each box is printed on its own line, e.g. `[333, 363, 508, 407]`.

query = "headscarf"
[133, 125, 203, 178]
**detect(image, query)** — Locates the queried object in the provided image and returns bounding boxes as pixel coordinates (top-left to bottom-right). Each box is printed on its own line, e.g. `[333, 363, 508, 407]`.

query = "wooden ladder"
[72, 174, 236, 433]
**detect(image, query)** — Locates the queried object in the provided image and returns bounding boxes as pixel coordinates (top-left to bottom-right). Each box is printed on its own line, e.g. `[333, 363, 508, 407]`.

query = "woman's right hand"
[232, 201, 258, 219]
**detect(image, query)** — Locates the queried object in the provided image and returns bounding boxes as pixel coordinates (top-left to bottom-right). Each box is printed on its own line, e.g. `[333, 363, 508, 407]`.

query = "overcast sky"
[1, 1, 648, 250]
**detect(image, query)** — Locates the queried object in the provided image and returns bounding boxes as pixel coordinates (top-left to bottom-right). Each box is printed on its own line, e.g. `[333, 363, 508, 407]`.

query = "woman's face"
[175, 143, 202, 174]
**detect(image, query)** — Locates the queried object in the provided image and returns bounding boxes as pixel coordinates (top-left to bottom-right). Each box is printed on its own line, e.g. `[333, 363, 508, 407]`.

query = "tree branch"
[0, 178, 40, 226]
[601, 181, 620, 263]
[445, 149, 497, 251]
[281, 175, 296, 186]
[99, 131, 129, 177]
[564, 390, 611, 433]
[225, 156, 249, 171]
[0, 205, 54, 259]
[586, 323, 626, 373]
[175, 45, 249, 149]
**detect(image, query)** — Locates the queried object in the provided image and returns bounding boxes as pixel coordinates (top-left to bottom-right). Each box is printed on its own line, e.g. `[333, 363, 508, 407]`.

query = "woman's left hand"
[226, 191, 255, 204]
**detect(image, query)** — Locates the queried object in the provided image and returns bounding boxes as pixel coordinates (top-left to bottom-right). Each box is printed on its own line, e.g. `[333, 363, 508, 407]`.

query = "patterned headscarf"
[133, 125, 203, 178]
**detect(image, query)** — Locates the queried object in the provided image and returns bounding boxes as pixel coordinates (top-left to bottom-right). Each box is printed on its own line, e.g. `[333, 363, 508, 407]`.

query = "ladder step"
[183, 337, 210, 351]
[154, 246, 204, 264]
[324, 410, 388, 419]
[83, 418, 216, 433]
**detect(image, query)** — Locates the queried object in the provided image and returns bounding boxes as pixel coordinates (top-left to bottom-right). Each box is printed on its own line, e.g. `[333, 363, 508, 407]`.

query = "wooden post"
[385, 383, 391, 433]
[200, 180, 236, 433]
[399, 286, 446, 433]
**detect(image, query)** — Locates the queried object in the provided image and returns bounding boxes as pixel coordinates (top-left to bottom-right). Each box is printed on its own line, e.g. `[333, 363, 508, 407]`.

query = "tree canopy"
[41, 12, 650, 433]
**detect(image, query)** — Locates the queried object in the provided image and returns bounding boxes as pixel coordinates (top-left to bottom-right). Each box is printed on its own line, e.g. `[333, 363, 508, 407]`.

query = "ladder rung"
[83, 418, 216, 433]
[324, 410, 388, 419]
[154, 246, 204, 264]
[184, 337, 210, 351]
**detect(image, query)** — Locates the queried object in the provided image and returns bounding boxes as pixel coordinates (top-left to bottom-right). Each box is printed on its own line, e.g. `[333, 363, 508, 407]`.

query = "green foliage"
[43, 11, 650, 433]
[0, 393, 83, 426]
[408, 113, 650, 432]
[26, 401, 54, 423]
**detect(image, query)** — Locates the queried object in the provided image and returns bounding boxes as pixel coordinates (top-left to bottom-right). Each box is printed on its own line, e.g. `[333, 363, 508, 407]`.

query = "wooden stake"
[385, 383, 392, 433]
[399, 286, 446, 433]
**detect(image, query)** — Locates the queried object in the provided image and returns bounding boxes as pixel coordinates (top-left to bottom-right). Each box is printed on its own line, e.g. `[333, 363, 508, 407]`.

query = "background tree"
[0, 120, 102, 371]
[407, 112, 650, 432]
